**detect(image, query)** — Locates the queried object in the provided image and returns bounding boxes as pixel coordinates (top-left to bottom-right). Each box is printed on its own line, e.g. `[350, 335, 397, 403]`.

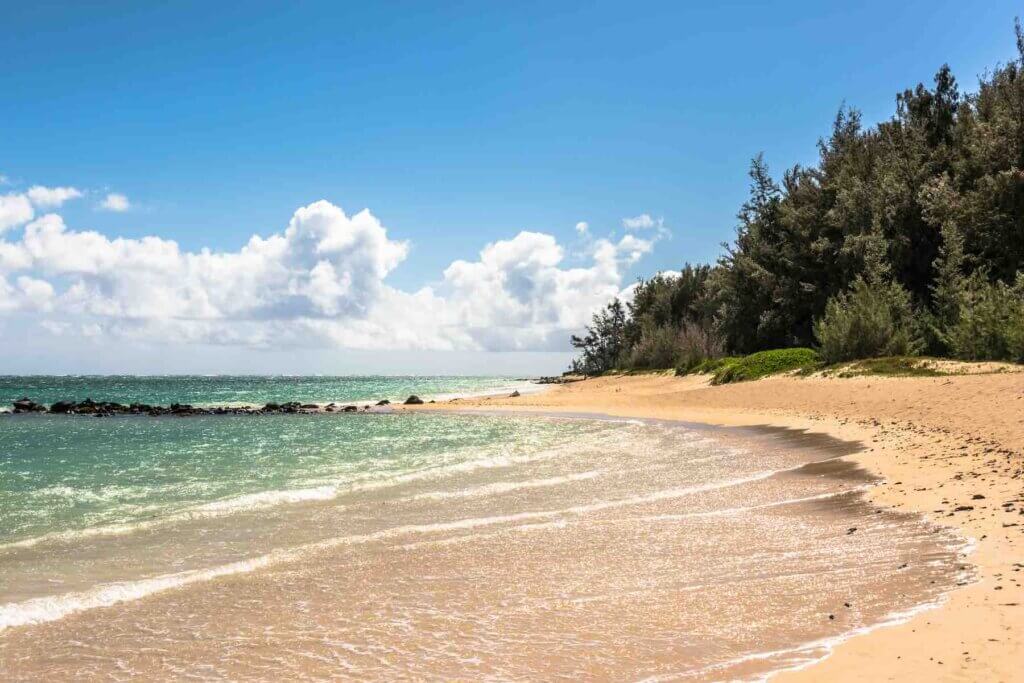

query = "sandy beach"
[412, 368, 1024, 681]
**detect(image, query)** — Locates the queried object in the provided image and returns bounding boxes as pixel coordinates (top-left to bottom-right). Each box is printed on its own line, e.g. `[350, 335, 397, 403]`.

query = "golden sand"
[412, 368, 1024, 681]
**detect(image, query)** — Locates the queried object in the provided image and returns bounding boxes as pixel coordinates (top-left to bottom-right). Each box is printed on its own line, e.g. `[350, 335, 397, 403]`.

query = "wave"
[0, 439, 601, 552]
[0, 485, 344, 552]
[0, 463, 811, 630]
[406, 470, 604, 501]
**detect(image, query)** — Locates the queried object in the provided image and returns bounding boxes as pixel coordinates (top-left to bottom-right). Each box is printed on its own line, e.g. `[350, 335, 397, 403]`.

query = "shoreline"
[408, 370, 1024, 682]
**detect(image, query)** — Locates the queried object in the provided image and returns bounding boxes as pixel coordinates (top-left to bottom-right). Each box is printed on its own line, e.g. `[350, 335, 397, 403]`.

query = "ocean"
[0, 376, 968, 680]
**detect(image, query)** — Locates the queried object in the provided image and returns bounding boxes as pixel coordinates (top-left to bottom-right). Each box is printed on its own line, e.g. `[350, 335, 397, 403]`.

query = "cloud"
[26, 185, 83, 208]
[99, 193, 131, 212]
[0, 181, 660, 354]
[0, 194, 34, 232]
[621, 213, 661, 230]
[575, 221, 589, 235]
[437, 231, 652, 350]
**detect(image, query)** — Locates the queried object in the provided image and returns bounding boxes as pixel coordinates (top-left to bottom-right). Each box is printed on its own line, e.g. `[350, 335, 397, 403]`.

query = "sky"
[1, 0, 1021, 375]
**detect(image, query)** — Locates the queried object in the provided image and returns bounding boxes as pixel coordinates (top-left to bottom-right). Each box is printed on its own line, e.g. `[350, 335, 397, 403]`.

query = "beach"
[0, 371, 1019, 680]
[413, 369, 1024, 681]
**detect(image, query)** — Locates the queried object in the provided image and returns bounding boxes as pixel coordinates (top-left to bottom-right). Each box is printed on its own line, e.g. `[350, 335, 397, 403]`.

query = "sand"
[411, 368, 1024, 682]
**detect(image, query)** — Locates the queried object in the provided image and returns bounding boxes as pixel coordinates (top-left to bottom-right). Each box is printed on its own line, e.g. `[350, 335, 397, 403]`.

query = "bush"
[710, 348, 819, 384]
[679, 356, 740, 376]
[620, 325, 681, 369]
[673, 322, 726, 374]
[814, 277, 922, 364]
[949, 273, 1024, 362]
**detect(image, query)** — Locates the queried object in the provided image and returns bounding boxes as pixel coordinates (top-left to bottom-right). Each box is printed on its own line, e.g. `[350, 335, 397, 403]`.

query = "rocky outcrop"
[403, 395, 424, 405]
[7, 397, 402, 417]
[12, 398, 45, 413]
[535, 374, 586, 385]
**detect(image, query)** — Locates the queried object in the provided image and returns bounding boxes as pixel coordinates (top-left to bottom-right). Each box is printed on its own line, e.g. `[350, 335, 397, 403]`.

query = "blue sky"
[1, 1, 1021, 374]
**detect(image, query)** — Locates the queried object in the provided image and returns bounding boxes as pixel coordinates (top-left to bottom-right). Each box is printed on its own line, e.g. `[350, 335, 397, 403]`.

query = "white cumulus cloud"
[0, 194, 34, 232]
[0, 180, 660, 355]
[26, 185, 83, 208]
[99, 193, 131, 212]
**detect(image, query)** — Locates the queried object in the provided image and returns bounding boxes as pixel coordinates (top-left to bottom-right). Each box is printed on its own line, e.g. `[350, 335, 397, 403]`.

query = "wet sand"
[0, 412, 969, 681]
[414, 369, 1024, 681]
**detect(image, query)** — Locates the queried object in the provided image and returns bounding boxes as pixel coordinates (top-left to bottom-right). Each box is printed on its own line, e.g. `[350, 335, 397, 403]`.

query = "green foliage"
[709, 348, 820, 385]
[571, 23, 1024, 374]
[948, 273, 1024, 362]
[678, 356, 740, 376]
[620, 324, 683, 370]
[830, 357, 946, 378]
[569, 299, 627, 375]
[814, 276, 923, 363]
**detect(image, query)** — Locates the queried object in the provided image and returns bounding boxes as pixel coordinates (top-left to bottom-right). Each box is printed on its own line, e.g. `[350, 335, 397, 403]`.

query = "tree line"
[571, 22, 1024, 375]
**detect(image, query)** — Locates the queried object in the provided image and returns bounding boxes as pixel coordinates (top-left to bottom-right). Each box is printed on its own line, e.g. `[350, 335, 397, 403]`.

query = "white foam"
[0, 467, 793, 630]
[0, 485, 344, 551]
[407, 470, 604, 501]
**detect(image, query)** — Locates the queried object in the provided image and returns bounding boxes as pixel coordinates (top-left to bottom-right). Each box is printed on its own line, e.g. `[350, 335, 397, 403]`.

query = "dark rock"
[510, 390, 521, 397]
[404, 395, 424, 405]
[301, 404, 319, 410]
[49, 401, 77, 414]
[12, 397, 45, 413]
[376, 399, 390, 406]
[342, 405, 358, 412]
[954, 505, 975, 512]
[972, 494, 986, 500]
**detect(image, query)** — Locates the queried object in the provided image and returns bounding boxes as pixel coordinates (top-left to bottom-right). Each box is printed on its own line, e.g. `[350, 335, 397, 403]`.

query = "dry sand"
[411, 368, 1024, 682]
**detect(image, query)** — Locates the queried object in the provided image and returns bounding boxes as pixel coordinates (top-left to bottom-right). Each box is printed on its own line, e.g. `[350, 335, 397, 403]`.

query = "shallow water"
[0, 379, 970, 681]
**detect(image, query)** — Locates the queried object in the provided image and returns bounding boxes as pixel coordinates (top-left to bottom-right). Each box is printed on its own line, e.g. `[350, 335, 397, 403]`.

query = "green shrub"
[678, 356, 740, 376]
[814, 276, 922, 364]
[949, 273, 1024, 362]
[619, 324, 680, 369]
[710, 348, 819, 384]
[834, 357, 946, 378]
[673, 322, 726, 374]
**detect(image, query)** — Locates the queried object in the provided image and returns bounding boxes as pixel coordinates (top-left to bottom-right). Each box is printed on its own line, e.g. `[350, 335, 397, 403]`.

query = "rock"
[49, 401, 77, 414]
[263, 403, 281, 412]
[404, 395, 424, 405]
[954, 505, 975, 512]
[12, 398, 45, 413]
[301, 404, 319, 410]
[510, 390, 521, 397]
[376, 399, 390, 406]
[342, 405, 358, 412]
[972, 494, 986, 500]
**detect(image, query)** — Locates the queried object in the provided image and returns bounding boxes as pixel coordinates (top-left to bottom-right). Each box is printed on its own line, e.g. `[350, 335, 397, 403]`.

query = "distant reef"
[5, 397, 404, 417]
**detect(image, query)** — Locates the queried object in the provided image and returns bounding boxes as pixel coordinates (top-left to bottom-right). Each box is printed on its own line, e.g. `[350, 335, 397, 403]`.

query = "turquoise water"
[0, 376, 969, 681]
[0, 375, 531, 407]
[0, 376, 539, 547]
